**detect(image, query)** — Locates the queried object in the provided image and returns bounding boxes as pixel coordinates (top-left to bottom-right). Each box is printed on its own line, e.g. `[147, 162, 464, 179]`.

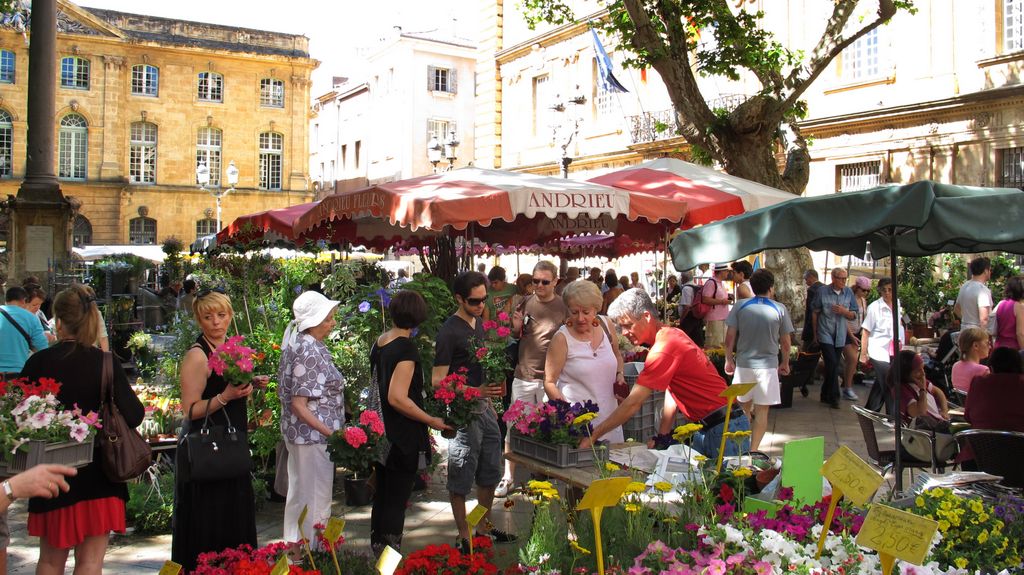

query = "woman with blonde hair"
[172, 289, 259, 572]
[544, 280, 626, 442]
[952, 327, 991, 394]
[20, 284, 144, 575]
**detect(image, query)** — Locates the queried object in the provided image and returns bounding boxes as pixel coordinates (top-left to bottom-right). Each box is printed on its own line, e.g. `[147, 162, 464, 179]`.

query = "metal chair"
[851, 405, 931, 484]
[955, 429, 1024, 488]
[951, 388, 968, 408]
[900, 426, 957, 474]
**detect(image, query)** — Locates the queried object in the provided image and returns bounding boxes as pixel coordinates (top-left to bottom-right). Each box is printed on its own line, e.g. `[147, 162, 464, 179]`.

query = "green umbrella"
[668, 180, 1024, 493]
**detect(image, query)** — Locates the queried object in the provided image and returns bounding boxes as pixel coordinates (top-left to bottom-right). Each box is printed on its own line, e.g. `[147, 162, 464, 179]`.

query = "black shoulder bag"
[178, 398, 252, 482]
[0, 308, 36, 352]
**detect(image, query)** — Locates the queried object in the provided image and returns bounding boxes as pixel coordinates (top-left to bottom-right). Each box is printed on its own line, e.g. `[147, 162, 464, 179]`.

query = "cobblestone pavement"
[5, 377, 892, 573]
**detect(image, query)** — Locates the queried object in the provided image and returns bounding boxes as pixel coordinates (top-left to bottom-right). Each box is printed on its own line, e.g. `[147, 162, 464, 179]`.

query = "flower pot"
[911, 321, 935, 339]
[0, 437, 95, 475]
[343, 473, 373, 506]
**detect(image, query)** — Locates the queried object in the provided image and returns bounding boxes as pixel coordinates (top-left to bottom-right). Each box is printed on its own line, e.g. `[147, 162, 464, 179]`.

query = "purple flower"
[358, 301, 371, 313]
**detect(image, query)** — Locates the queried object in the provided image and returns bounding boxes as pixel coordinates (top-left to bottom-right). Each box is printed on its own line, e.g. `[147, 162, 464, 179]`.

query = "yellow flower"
[605, 462, 621, 472]
[624, 503, 641, 513]
[624, 481, 647, 494]
[915, 497, 925, 508]
[672, 423, 704, 441]
[969, 499, 984, 513]
[978, 531, 989, 544]
[723, 430, 752, 440]
[940, 500, 952, 511]
[653, 481, 673, 493]
[938, 520, 950, 532]
[528, 480, 553, 491]
[570, 540, 591, 555]
[732, 468, 753, 479]
[978, 512, 989, 523]
[955, 558, 968, 570]
[694, 455, 708, 463]
[572, 412, 597, 426]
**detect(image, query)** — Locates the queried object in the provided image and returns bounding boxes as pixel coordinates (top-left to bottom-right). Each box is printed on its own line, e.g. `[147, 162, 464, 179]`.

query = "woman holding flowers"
[20, 284, 144, 575]
[544, 280, 626, 442]
[277, 290, 345, 544]
[172, 289, 258, 572]
[369, 290, 452, 555]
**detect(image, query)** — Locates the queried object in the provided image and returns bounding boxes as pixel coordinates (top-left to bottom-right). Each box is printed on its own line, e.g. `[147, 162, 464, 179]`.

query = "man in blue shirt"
[0, 286, 49, 378]
[812, 269, 858, 409]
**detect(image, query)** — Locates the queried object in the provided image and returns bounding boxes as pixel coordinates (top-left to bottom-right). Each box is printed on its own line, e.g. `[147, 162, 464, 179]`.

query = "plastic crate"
[623, 361, 644, 387]
[621, 389, 665, 442]
[0, 437, 95, 475]
[510, 434, 604, 467]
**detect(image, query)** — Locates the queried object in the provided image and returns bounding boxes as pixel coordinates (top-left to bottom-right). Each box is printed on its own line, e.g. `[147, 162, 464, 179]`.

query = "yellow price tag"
[821, 445, 884, 506]
[466, 504, 488, 527]
[270, 556, 290, 575]
[324, 517, 346, 544]
[158, 561, 182, 575]
[576, 477, 632, 511]
[377, 545, 403, 575]
[856, 505, 938, 566]
[298, 504, 309, 531]
[719, 382, 756, 398]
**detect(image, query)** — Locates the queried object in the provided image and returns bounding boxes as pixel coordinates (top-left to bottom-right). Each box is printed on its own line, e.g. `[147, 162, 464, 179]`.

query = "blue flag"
[591, 29, 628, 94]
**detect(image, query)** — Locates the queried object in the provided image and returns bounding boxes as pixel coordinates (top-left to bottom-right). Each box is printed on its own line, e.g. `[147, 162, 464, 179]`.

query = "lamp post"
[197, 160, 238, 231]
[427, 135, 443, 172]
[443, 129, 459, 170]
[427, 130, 459, 172]
[552, 93, 587, 179]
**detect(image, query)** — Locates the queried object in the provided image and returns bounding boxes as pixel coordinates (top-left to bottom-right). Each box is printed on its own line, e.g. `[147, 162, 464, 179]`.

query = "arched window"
[58, 113, 88, 180]
[131, 64, 159, 96]
[129, 122, 157, 184]
[259, 78, 284, 108]
[60, 56, 90, 89]
[258, 131, 283, 190]
[197, 72, 223, 102]
[129, 216, 156, 245]
[196, 127, 222, 187]
[0, 110, 12, 178]
[195, 218, 217, 240]
[72, 214, 92, 247]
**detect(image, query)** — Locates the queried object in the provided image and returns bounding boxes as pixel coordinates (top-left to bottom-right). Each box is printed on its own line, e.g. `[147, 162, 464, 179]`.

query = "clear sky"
[78, 0, 479, 97]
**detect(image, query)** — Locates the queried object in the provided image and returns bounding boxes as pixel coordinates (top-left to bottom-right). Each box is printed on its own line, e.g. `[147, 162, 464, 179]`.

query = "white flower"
[68, 422, 90, 442]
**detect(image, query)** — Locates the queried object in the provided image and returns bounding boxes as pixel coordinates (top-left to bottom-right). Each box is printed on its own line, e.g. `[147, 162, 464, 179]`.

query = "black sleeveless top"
[190, 336, 248, 434]
[370, 336, 429, 456]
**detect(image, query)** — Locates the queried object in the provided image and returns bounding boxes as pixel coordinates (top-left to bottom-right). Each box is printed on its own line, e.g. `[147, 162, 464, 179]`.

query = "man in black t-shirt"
[432, 271, 515, 551]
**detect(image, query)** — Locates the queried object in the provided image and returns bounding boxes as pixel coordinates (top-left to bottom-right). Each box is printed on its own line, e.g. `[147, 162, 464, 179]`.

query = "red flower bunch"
[1, 376, 61, 397]
[327, 410, 385, 477]
[428, 368, 481, 430]
[396, 537, 496, 575]
[208, 335, 262, 387]
[193, 542, 321, 575]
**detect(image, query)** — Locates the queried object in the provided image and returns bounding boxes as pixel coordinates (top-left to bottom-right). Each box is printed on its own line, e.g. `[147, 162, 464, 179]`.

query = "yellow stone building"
[0, 0, 316, 247]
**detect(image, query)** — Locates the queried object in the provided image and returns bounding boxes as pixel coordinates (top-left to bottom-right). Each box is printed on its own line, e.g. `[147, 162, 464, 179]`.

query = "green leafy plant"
[126, 464, 175, 535]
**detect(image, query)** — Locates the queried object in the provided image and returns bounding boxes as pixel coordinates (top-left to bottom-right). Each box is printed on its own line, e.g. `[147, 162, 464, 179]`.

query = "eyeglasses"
[532, 278, 553, 286]
[464, 297, 486, 306]
[196, 287, 227, 299]
[833, 275, 848, 280]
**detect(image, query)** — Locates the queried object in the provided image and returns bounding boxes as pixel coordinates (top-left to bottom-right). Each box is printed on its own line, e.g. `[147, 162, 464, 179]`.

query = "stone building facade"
[0, 0, 316, 247]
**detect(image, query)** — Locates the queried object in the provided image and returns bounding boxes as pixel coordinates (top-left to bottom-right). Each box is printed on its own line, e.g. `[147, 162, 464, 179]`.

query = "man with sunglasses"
[432, 271, 514, 552]
[499, 261, 569, 495]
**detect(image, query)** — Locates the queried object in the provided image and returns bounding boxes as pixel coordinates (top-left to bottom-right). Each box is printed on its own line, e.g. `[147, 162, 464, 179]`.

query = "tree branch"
[779, 0, 897, 112]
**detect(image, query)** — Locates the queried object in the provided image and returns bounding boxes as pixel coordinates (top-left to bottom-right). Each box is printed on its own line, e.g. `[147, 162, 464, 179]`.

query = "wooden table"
[504, 442, 641, 490]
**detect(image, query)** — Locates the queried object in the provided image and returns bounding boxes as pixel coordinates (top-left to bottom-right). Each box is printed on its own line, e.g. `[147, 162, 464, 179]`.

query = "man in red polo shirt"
[579, 289, 750, 460]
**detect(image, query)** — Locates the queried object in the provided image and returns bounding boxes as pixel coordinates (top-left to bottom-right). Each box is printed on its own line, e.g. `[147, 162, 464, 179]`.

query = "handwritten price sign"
[821, 445, 884, 506]
[857, 504, 938, 573]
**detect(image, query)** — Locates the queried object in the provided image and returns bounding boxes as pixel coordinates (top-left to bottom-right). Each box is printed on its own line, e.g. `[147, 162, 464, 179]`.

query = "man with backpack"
[700, 264, 733, 349]
[677, 271, 705, 347]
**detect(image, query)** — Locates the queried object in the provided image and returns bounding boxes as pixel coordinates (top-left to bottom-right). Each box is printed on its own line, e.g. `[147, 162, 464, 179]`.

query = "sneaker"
[494, 477, 512, 498]
[842, 388, 859, 401]
[478, 528, 517, 543]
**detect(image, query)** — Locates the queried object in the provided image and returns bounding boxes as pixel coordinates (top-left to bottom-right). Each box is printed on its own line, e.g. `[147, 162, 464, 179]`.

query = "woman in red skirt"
[20, 284, 145, 574]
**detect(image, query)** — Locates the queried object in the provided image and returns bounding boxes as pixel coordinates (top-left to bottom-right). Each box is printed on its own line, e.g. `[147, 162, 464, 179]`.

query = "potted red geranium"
[427, 368, 481, 439]
[326, 410, 385, 506]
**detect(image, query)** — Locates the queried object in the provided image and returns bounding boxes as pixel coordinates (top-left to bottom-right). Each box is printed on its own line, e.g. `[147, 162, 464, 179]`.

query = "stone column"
[8, 0, 73, 288]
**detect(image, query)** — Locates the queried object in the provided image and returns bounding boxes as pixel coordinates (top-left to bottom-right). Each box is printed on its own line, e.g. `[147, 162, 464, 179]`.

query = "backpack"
[690, 279, 717, 320]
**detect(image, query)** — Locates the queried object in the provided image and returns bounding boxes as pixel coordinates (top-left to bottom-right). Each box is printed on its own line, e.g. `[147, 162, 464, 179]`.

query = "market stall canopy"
[74, 244, 166, 263]
[589, 158, 795, 229]
[668, 181, 1024, 270]
[294, 167, 690, 247]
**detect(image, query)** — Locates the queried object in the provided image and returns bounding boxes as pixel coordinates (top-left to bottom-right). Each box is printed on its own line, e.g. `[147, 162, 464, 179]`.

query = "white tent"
[73, 245, 166, 263]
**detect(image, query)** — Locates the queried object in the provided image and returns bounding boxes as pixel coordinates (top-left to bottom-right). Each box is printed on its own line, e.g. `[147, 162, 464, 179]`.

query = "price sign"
[298, 504, 309, 532]
[324, 517, 346, 544]
[377, 545, 403, 575]
[158, 561, 182, 575]
[857, 505, 938, 566]
[576, 477, 632, 511]
[271, 556, 290, 575]
[466, 504, 488, 527]
[719, 382, 756, 398]
[821, 445, 884, 506]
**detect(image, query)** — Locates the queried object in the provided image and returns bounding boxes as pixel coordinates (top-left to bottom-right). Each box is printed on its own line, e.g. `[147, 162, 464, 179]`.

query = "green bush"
[126, 466, 175, 535]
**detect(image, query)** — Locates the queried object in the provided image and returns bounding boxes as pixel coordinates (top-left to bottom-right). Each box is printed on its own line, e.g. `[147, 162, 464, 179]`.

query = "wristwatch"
[1, 479, 15, 502]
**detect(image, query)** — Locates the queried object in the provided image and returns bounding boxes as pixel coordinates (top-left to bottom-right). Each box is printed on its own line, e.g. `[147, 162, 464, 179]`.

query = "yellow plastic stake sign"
[856, 505, 939, 575]
[270, 556, 290, 575]
[821, 445, 884, 506]
[158, 561, 182, 575]
[466, 504, 488, 556]
[297, 504, 316, 571]
[715, 382, 756, 474]
[377, 545, 403, 575]
[814, 486, 843, 559]
[324, 517, 346, 575]
[576, 477, 632, 575]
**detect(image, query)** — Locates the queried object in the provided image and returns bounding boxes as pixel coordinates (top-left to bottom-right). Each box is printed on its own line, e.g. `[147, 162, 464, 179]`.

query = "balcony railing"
[626, 94, 751, 144]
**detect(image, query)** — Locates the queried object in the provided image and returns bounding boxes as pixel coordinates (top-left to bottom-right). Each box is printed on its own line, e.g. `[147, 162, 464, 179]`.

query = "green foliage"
[898, 256, 942, 322]
[989, 253, 1020, 301]
[126, 465, 175, 535]
[161, 237, 185, 282]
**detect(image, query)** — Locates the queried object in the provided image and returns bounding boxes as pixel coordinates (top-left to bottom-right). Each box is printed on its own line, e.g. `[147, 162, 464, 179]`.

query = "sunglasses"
[464, 297, 486, 306]
[532, 278, 553, 286]
[197, 287, 227, 299]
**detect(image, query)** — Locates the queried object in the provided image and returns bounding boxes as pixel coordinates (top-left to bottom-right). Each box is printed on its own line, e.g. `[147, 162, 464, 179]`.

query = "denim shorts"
[446, 408, 503, 496]
[693, 413, 751, 461]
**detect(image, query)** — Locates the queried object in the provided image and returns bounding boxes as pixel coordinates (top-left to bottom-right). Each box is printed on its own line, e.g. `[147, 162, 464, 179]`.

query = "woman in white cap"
[277, 290, 344, 543]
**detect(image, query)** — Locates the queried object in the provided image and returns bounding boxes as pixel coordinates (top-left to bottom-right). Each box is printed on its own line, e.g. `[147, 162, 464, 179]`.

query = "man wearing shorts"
[724, 269, 793, 451]
[499, 261, 568, 495]
[432, 271, 514, 551]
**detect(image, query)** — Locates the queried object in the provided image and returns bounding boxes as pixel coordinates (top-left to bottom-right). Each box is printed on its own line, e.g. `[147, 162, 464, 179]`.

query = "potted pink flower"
[207, 335, 266, 387]
[327, 410, 386, 506]
[426, 368, 481, 438]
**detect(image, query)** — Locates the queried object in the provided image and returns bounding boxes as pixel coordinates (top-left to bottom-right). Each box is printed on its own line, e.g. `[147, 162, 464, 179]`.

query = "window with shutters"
[129, 217, 157, 245]
[131, 64, 159, 96]
[998, 147, 1024, 190]
[837, 160, 882, 192]
[428, 119, 456, 142]
[427, 65, 456, 93]
[0, 50, 14, 84]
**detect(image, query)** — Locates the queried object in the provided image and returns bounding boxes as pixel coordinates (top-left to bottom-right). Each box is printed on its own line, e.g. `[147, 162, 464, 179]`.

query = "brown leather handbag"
[99, 352, 152, 482]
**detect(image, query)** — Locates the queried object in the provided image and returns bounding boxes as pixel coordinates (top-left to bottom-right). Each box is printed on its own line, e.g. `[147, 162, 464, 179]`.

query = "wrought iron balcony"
[626, 94, 751, 144]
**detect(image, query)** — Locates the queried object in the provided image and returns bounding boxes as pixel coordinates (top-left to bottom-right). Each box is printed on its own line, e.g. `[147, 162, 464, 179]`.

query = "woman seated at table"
[951, 327, 990, 394]
[895, 350, 950, 428]
[960, 347, 1024, 466]
[544, 280, 626, 442]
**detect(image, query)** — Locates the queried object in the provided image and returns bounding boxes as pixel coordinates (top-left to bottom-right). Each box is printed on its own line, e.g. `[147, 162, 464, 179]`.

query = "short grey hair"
[607, 288, 657, 322]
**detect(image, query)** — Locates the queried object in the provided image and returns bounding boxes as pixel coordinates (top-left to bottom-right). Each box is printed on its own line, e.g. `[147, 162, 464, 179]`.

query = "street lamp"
[552, 92, 587, 178]
[427, 135, 443, 172]
[427, 130, 459, 172]
[443, 129, 459, 170]
[197, 160, 237, 231]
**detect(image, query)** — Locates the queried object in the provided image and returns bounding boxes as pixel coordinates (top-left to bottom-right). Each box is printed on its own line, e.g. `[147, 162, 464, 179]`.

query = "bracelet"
[215, 394, 228, 407]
